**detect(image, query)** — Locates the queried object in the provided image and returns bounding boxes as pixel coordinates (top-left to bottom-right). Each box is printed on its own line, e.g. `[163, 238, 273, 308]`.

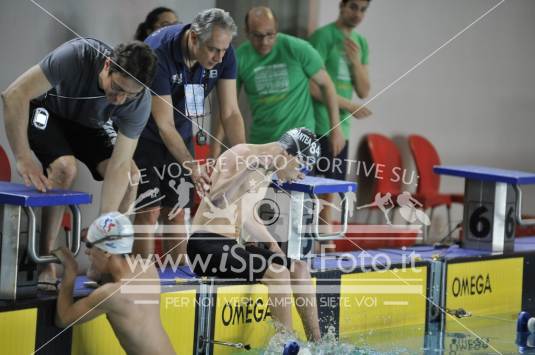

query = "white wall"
[1, 0, 535, 239]
[0, 0, 215, 229]
[316, 0, 535, 231]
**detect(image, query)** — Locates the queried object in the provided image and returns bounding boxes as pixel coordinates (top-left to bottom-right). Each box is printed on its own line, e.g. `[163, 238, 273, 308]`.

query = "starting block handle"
[514, 185, 535, 227]
[27, 204, 82, 263]
[311, 192, 349, 240]
[68, 205, 82, 256]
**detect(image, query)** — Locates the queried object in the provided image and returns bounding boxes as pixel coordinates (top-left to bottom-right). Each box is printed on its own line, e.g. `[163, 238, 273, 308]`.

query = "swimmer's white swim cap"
[87, 212, 134, 254]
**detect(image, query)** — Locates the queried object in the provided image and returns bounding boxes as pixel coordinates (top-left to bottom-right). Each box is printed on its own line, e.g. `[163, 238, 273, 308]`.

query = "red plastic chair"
[0, 145, 11, 182]
[366, 134, 416, 246]
[367, 134, 403, 198]
[334, 134, 418, 251]
[408, 134, 463, 233]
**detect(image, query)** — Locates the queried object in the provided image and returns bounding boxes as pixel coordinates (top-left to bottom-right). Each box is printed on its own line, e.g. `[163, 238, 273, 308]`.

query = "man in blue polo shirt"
[132, 9, 246, 260]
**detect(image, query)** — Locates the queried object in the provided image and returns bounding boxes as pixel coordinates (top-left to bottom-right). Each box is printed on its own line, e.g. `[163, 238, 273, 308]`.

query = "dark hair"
[135, 7, 175, 41]
[109, 41, 158, 86]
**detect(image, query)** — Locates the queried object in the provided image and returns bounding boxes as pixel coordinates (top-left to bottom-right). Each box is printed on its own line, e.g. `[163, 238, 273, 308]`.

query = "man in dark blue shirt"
[132, 9, 246, 261]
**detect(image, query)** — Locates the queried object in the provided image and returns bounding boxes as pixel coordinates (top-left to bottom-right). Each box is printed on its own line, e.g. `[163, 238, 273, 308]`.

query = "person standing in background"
[234, 7, 343, 155]
[135, 7, 179, 42]
[309, 0, 372, 251]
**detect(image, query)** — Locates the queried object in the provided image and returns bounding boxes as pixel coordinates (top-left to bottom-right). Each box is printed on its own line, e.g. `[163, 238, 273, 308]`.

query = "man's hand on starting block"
[16, 156, 52, 192]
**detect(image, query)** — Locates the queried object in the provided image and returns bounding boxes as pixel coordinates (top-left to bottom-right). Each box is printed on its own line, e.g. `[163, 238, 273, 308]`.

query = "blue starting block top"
[0, 181, 92, 207]
[434, 165, 535, 185]
[272, 176, 357, 194]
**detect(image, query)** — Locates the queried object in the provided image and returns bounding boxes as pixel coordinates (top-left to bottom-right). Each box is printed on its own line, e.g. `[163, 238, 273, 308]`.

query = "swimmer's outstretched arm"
[52, 247, 115, 328]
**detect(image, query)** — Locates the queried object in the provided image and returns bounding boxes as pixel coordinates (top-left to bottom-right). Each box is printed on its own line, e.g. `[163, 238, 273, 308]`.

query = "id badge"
[184, 84, 204, 117]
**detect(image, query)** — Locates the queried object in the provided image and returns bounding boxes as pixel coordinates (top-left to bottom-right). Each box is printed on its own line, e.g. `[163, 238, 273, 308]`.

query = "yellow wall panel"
[0, 308, 37, 354]
[339, 266, 428, 335]
[72, 290, 196, 355]
[446, 258, 523, 316]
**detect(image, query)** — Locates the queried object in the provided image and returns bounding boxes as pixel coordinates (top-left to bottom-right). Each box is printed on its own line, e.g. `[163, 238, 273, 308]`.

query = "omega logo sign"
[451, 273, 492, 297]
[221, 298, 271, 326]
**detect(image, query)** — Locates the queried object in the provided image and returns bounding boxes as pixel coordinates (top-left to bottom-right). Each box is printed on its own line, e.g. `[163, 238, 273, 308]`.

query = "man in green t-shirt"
[309, 0, 372, 251]
[236, 6, 344, 158]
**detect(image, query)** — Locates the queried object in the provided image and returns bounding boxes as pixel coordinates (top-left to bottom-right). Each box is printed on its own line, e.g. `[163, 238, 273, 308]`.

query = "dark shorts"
[315, 136, 349, 181]
[28, 104, 115, 181]
[133, 137, 194, 209]
[187, 232, 294, 282]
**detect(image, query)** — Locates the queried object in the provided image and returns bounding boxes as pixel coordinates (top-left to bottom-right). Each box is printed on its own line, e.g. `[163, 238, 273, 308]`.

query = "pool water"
[250, 312, 522, 354]
[340, 312, 519, 354]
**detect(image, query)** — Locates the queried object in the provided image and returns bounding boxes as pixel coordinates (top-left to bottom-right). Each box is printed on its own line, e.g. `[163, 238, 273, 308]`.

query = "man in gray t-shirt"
[37, 38, 152, 137]
[1, 38, 157, 287]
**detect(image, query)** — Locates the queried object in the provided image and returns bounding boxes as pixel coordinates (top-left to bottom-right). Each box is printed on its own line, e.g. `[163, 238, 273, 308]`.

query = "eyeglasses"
[249, 31, 277, 42]
[109, 75, 144, 100]
[85, 234, 126, 249]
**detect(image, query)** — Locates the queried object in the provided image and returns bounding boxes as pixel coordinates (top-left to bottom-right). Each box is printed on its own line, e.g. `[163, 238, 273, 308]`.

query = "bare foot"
[38, 263, 57, 291]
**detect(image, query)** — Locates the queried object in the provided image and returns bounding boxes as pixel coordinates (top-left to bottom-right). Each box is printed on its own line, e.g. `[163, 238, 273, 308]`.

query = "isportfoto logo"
[357, 191, 431, 226]
[124, 249, 423, 277]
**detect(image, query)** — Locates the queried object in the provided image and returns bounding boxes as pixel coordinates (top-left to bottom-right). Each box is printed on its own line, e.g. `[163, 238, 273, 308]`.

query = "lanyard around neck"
[182, 31, 205, 86]
[181, 65, 205, 87]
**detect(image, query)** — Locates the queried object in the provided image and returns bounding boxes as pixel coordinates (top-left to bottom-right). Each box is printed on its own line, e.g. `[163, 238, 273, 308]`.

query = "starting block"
[434, 165, 535, 253]
[262, 176, 357, 259]
[0, 181, 91, 300]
